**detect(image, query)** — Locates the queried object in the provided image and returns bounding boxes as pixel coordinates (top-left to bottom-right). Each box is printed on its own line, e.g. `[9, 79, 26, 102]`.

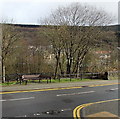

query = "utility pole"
[0, 24, 2, 83]
[3, 65, 6, 83]
[0, 23, 2, 119]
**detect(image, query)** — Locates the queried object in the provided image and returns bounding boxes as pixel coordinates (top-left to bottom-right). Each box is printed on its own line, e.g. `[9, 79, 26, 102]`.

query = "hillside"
[11, 24, 119, 48]
[12, 23, 120, 31]
[2, 23, 118, 76]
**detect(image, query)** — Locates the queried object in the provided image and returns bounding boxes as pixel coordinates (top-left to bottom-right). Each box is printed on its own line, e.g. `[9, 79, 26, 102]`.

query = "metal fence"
[1, 71, 112, 83]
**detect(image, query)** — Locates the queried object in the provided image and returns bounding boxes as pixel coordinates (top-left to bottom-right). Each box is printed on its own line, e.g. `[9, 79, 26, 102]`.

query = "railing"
[1, 71, 112, 84]
[58, 72, 105, 81]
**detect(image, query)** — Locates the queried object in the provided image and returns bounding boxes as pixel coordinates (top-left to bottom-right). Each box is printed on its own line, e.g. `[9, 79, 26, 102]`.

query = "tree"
[2, 23, 20, 82]
[41, 3, 113, 26]
[40, 3, 114, 76]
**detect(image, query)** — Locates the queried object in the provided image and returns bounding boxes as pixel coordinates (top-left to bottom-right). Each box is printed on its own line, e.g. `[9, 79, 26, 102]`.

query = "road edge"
[1, 82, 119, 94]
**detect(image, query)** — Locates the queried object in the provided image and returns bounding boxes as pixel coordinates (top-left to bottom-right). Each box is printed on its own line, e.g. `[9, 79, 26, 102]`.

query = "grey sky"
[1, 0, 119, 25]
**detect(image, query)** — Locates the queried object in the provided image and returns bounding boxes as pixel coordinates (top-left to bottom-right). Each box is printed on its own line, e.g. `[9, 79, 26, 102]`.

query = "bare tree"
[41, 3, 113, 26]
[2, 23, 20, 82]
[40, 3, 115, 76]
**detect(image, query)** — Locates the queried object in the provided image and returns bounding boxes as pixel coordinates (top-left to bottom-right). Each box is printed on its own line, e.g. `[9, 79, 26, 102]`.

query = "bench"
[21, 74, 51, 85]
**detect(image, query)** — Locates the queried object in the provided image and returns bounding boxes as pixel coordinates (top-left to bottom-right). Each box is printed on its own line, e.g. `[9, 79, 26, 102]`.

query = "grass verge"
[1, 78, 103, 86]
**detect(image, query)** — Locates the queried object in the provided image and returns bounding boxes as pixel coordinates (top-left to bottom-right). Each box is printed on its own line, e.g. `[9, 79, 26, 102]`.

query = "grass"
[109, 76, 118, 80]
[0, 81, 18, 86]
[50, 78, 100, 83]
[0, 78, 103, 86]
[1, 74, 118, 86]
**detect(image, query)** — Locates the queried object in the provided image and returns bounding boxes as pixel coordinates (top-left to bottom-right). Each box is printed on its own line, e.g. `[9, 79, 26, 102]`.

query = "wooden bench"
[21, 74, 51, 85]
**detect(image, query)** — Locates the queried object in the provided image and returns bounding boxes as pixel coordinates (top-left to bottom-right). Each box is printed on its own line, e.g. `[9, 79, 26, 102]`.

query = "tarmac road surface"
[2, 83, 119, 118]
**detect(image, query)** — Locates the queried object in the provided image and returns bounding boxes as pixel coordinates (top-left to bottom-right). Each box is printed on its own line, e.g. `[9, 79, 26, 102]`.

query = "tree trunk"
[54, 50, 61, 79]
[1, 59, 4, 83]
[66, 58, 71, 74]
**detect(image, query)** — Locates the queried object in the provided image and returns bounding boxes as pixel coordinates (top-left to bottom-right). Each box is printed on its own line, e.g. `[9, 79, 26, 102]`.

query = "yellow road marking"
[89, 83, 120, 87]
[73, 105, 82, 119]
[1, 86, 82, 94]
[73, 99, 120, 119]
[1, 82, 119, 94]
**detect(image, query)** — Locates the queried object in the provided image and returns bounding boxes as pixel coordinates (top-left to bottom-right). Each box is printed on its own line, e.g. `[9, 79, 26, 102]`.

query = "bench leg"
[47, 79, 48, 83]
[39, 79, 41, 83]
[50, 78, 51, 83]
[25, 80, 27, 85]
[20, 79, 22, 85]
[59, 78, 60, 82]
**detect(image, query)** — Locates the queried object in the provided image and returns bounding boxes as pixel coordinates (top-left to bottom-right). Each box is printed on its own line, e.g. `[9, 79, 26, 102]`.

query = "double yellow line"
[73, 99, 120, 119]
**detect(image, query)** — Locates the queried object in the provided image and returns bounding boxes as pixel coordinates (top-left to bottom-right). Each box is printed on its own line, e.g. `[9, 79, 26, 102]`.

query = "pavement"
[81, 99, 120, 119]
[2, 79, 118, 92]
[87, 112, 118, 118]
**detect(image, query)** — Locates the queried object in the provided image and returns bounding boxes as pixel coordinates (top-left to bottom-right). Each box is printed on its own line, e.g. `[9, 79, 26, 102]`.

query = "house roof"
[95, 51, 111, 54]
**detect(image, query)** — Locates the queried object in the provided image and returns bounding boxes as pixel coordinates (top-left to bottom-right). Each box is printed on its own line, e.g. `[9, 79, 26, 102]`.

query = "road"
[2, 84, 119, 118]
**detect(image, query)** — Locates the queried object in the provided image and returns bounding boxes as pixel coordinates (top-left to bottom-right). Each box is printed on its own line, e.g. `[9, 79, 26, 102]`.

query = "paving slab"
[81, 99, 120, 119]
[87, 111, 118, 117]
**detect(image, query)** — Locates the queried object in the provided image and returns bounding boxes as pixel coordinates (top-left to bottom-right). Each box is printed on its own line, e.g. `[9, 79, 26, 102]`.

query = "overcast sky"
[1, 0, 119, 25]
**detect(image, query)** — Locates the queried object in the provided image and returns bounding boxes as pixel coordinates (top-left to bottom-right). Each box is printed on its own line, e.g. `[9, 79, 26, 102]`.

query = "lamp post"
[0, 24, 3, 83]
